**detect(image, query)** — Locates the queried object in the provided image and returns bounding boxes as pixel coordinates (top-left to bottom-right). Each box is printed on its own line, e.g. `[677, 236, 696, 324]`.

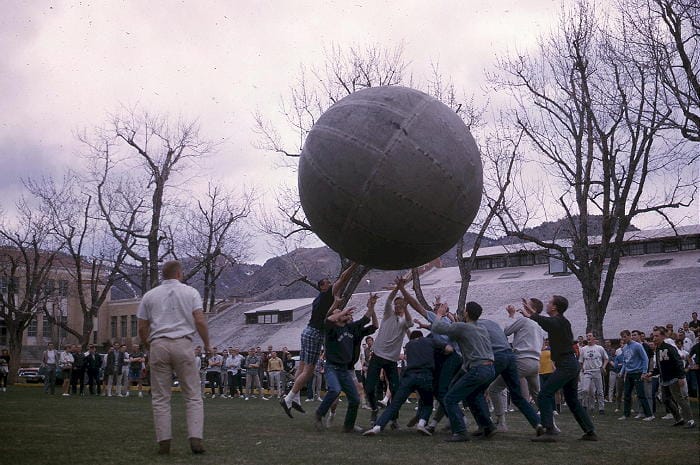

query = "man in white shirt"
[42, 342, 58, 395]
[138, 260, 212, 455]
[579, 333, 609, 414]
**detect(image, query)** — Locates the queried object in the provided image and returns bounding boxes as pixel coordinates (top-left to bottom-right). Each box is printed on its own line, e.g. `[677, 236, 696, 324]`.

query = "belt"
[468, 360, 494, 369]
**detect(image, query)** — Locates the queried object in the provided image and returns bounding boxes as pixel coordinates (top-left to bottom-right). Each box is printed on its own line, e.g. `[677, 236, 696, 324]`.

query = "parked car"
[18, 367, 44, 383]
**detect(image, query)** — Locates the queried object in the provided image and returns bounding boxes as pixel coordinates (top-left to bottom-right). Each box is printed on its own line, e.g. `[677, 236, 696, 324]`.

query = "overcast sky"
[2, 1, 695, 263]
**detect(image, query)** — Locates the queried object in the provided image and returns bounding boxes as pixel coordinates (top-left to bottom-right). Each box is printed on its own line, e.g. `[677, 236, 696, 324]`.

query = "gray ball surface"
[298, 86, 483, 270]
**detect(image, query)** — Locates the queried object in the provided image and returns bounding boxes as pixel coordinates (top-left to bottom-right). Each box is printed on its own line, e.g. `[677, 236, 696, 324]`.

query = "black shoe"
[279, 399, 293, 418]
[579, 431, 599, 441]
[189, 438, 205, 454]
[444, 433, 470, 442]
[389, 420, 400, 430]
[426, 425, 436, 435]
[479, 425, 497, 439]
[673, 419, 685, 427]
[291, 400, 306, 414]
[157, 440, 170, 455]
[342, 425, 365, 433]
[314, 413, 325, 432]
[370, 409, 378, 426]
[531, 433, 559, 443]
[536, 425, 545, 437]
[406, 415, 419, 428]
[598, 410, 605, 415]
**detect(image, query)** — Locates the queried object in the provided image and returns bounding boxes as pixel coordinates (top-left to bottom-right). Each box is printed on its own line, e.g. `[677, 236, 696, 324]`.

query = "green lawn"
[1, 385, 698, 465]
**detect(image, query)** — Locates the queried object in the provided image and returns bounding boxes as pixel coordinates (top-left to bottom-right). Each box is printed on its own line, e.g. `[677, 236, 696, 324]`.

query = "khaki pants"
[488, 357, 540, 416]
[149, 338, 203, 442]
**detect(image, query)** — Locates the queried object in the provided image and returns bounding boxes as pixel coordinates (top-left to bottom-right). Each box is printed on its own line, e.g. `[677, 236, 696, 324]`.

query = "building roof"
[466, 224, 700, 258]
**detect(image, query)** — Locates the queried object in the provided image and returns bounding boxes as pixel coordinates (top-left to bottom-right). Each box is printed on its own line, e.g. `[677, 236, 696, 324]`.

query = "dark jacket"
[652, 342, 685, 383]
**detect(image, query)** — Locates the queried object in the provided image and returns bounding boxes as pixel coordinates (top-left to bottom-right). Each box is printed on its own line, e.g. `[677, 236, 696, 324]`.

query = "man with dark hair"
[137, 259, 212, 455]
[364, 330, 452, 437]
[315, 294, 378, 433]
[84, 344, 102, 396]
[646, 328, 695, 428]
[618, 329, 653, 421]
[281, 263, 358, 417]
[522, 295, 597, 442]
[431, 301, 495, 442]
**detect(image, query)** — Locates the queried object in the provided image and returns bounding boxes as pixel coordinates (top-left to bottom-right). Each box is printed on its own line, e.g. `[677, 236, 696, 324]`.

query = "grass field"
[1, 385, 698, 465]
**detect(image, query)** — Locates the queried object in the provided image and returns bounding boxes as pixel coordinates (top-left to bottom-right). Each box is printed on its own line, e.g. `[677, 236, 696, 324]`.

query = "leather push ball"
[298, 86, 483, 270]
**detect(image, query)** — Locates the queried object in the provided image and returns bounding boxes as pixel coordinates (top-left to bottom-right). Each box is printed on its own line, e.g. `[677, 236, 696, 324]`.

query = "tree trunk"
[7, 327, 25, 385]
[582, 284, 605, 339]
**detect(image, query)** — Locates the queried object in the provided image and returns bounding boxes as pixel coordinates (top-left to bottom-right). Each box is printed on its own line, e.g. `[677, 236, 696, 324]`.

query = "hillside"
[111, 215, 639, 303]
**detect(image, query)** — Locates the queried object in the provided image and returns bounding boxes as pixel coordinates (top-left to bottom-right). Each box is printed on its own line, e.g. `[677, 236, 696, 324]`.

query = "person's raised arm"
[397, 278, 429, 318]
[383, 283, 400, 320]
[332, 262, 359, 297]
[365, 294, 379, 327]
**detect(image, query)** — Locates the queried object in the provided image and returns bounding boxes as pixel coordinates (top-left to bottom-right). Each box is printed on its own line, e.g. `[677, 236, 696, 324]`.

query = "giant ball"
[298, 86, 483, 270]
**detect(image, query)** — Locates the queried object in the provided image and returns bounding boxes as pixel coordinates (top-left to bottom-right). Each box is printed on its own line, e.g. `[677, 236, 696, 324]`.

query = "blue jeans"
[444, 364, 495, 435]
[316, 364, 360, 429]
[376, 370, 434, 428]
[623, 371, 652, 417]
[538, 354, 595, 433]
[474, 350, 540, 428]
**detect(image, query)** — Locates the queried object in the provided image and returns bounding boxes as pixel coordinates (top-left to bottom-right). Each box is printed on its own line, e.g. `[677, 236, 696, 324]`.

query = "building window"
[628, 243, 644, 255]
[120, 316, 127, 338]
[130, 316, 138, 337]
[645, 241, 662, 254]
[44, 279, 56, 296]
[42, 313, 50, 339]
[257, 313, 279, 324]
[0, 277, 16, 294]
[0, 318, 6, 346]
[111, 316, 117, 338]
[58, 280, 68, 297]
[28, 316, 38, 337]
[680, 237, 698, 251]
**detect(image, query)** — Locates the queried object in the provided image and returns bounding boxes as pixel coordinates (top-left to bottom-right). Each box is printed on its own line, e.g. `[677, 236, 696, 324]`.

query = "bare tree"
[0, 201, 62, 382]
[492, 1, 698, 337]
[173, 182, 255, 312]
[81, 108, 214, 294]
[25, 174, 130, 349]
[623, 0, 700, 142]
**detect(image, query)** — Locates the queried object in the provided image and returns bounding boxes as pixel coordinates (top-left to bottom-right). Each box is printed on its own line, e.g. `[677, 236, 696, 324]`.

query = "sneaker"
[642, 416, 655, 422]
[305, 398, 314, 402]
[614, 408, 620, 413]
[416, 424, 432, 436]
[579, 431, 599, 441]
[138, 392, 144, 398]
[326, 412, 336, 428]
[62, 393, 70, 397]
[363, 425, 381, 436]
[244, 396, 249, 401]
[211, 394, 216, 399]
[634, 413, 644, 419]
[618, 416, 627, 420]
[685, 420, 696, 429]
[662, 413, 675, 420]
[262, 396, 270, 401]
